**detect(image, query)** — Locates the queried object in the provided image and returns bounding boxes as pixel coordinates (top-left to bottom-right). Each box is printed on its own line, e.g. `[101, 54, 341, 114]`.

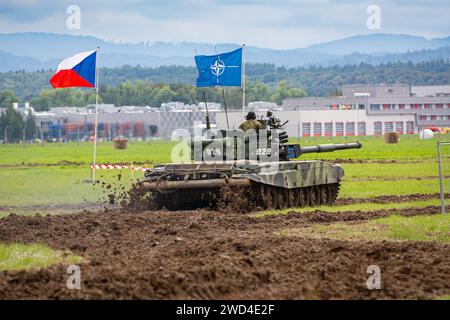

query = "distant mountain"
[304, 33, 450, 55]
[0, 51, 46, 72]
[1, 32, 450, 72]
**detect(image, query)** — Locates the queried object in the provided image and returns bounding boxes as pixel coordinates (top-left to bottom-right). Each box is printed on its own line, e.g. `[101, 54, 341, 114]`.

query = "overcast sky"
[0, 0, 449, 48]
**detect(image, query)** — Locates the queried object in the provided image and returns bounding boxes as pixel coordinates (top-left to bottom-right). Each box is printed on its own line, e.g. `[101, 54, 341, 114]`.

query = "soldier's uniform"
[239, 119, 264, 132]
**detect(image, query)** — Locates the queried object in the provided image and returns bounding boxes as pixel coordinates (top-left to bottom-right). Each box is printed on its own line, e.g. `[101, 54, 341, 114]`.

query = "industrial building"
[278, 84, 450, 137]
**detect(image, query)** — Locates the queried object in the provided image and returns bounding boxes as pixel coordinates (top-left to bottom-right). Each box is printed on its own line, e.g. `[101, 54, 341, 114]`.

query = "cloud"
[0, 0, 449, 48]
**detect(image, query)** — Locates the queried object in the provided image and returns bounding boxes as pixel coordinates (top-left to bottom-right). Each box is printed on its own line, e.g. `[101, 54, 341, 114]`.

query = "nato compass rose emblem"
[209, 58, 239, 84]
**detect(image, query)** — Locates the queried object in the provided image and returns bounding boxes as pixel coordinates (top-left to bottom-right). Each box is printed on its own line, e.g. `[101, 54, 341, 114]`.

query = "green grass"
[0, 166, 138, 206]
[280, 214, 450, 243]
[0, 243, 84, 271]
[0, 140, 176, 166]
[0, 135, 445, 166]
[255, 199, 441, 217]
[343, 162, 440, 179]
[340, 178, 440, 199]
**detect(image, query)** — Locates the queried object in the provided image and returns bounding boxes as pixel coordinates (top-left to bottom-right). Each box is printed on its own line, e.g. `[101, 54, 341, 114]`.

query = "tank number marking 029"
[256, 147, 272, 156]
[205, 148, 222, 156]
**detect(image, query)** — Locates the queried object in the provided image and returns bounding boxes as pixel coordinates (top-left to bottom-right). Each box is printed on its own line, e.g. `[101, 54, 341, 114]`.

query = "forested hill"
[1, 60, 450, 103]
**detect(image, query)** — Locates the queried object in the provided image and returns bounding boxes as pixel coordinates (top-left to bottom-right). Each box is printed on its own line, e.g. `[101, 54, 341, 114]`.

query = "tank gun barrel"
[299, 142, 362, 155]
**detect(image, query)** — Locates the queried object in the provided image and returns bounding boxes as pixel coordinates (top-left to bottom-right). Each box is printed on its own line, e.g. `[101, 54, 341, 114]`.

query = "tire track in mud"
[336, 193, 443, 205]
[331, 158, 438, 164]
[0, 205, 448, 300]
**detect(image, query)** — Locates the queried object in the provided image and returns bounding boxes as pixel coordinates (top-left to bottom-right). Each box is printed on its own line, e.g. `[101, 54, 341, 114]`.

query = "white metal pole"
[437, 141, 446, 214]
[92, 47, 100, 184]
[242, 44, 245, 119]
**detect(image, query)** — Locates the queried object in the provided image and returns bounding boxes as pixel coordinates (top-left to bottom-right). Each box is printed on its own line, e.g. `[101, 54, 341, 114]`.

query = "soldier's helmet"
[246, 111, 256, 120]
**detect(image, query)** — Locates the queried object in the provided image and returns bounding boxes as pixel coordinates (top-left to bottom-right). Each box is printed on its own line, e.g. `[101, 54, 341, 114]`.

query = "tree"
[24, 111, 36, 140]
[270, 81, 306, 105]
[0, 105, 23, 143]
[0, 90, 19, 109]
[0, 91, 22, 143]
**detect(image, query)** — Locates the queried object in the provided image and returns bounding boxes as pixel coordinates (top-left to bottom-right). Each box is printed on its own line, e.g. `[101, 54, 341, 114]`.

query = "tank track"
[145, 182, 341, 211]
[257, 182, 340, 210]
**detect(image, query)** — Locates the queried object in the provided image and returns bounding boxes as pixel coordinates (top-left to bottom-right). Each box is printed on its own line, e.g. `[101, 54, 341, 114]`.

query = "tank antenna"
[202, 90, 211, 130]
[222, 88, 230, 129]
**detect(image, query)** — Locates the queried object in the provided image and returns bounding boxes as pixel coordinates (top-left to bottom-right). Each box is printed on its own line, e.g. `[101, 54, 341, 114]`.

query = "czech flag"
[50, 50, 97, 89]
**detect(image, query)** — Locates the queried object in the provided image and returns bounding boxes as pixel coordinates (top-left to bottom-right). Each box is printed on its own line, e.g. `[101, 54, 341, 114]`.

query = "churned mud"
[0, 205, 448, 299]
[335, 193, 444, 205]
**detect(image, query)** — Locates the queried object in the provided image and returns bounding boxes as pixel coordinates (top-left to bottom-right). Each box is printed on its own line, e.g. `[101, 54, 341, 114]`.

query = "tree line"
[0, 91, 36, 143]
[3, 80, 306, 111]
[1, 60, 450, 106]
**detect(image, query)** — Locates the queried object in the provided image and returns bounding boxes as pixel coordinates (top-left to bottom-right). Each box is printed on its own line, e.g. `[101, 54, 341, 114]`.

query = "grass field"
[280, 214, 450, 243]
[0, 135, 448, 210]
[0, 243, 83, 271]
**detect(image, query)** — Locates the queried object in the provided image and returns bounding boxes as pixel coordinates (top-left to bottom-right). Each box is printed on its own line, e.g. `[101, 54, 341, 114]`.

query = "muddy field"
[0, 202, 449, 299]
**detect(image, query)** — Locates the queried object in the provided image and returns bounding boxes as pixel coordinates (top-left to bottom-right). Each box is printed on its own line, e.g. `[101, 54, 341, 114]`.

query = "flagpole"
[92, 46, 100, 184]
[242, 44, 246, 119]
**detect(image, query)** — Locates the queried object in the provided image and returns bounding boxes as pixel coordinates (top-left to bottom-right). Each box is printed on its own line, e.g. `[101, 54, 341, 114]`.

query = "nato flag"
[195, 48, 242, 87]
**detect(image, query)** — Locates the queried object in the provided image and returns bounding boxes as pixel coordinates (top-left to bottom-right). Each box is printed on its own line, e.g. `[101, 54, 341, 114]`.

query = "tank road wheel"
[313, 186, 322, 206]
[289, 189, 300, 208]
[308, 187, 316, 206]
[319, 185, 328, 205]
[277, 188, 288, 210]
[304, 187, 312, 207]
[309, 187, 319, 207]
[298, 188, 306, 207]
[269, 186, 279, 209]
[261, 184, 273, 209]
[325, 184, 333, 204]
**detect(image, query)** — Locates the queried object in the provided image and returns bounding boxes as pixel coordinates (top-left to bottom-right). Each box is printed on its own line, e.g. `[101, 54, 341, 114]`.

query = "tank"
[137, 113, 362, 210]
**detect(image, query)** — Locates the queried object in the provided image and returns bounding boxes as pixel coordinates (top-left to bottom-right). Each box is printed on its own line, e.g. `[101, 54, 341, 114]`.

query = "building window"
[370, 104, 381, 110]
[424, 103, 431, 109]
[346, 122, 355, 136]
[374, 122, 382, 135]
[419, 115, 427, 120]
[383, 104, 390, 110]
[395, 122, 404, 134]
[313, 123, 322, 137]
[336, 122, 344, 136]
[385, 122, 394, 132]
[398, 104, 405, 109]
[324, 122, 333, 136]
[302, 123, 311, 137]
[436, 104, 443, 109]
[357, 122, 366, 136]
[431, 115, 437, 120]
[40, 121, 53, 127]
[406, 121, 414, 134]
